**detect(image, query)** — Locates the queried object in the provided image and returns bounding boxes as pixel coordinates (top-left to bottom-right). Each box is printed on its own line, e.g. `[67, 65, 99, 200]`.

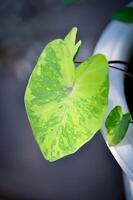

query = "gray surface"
[0, 0, 130, 199]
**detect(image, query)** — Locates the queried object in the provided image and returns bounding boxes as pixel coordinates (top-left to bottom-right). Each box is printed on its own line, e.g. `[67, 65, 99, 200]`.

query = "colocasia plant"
[24, 26, 132, 162]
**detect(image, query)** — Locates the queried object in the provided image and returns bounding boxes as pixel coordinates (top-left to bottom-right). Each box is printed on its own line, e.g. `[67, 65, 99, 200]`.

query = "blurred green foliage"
[113, 7, 133, 23]
[64, 0, 79, 4]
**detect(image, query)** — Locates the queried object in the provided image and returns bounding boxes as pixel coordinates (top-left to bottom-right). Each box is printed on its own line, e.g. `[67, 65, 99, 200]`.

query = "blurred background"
[0, 0, 131, 199]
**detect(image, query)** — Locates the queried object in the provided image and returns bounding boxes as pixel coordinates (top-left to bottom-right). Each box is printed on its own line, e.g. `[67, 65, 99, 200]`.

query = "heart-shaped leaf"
[24, 27, 109, 161]
[113, 7, 133, 23]
[105, 106, 131, 146]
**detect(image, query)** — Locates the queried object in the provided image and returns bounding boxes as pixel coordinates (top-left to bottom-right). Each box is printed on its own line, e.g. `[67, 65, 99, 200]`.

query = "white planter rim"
[94, 8, 133, 181]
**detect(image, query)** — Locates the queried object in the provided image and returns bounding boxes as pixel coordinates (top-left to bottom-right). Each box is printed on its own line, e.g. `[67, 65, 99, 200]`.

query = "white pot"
[93, 3, 133, 199]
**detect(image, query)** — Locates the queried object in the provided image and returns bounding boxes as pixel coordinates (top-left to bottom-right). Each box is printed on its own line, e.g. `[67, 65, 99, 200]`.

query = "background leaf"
[113, 7, 133, 23]
[25, 29, 109, 162]
[105, 106, 131, 146]
[64, 0, 79, 4]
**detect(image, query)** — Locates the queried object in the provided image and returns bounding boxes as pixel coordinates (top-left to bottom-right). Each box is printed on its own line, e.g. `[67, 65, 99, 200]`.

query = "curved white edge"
[123, 173, 133, 200]
[93, 16, 133, 180]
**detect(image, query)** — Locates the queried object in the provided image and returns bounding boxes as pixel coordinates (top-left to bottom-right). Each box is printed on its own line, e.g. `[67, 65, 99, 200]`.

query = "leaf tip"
[71, 26, 78, 33]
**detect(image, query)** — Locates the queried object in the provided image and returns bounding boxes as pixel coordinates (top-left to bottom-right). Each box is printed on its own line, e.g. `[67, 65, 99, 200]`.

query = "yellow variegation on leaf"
[24, 27, 109, 161]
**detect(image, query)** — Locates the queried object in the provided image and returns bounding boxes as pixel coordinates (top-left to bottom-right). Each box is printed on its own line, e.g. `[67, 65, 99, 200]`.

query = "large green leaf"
[24, 27, 109, 161]
[105, 106, 131, 146]
[113, 7, 133, 23]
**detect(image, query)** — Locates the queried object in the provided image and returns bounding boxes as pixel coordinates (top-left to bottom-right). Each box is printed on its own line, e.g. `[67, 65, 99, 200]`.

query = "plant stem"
[109, 65, 133, 79]
[75, 60, 128, 65]
[75, 60, 128, 66]
[108, 60, 128, 65]
[74, 61, 82, 64]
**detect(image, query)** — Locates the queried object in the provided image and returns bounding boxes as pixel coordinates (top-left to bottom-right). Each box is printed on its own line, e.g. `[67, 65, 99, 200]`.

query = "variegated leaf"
[106, 106, 131, 146]
[24, 28, 109, 161]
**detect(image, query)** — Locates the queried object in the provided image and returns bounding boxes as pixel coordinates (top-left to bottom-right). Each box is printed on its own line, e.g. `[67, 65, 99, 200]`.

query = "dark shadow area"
[125, 52, 133, 117]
